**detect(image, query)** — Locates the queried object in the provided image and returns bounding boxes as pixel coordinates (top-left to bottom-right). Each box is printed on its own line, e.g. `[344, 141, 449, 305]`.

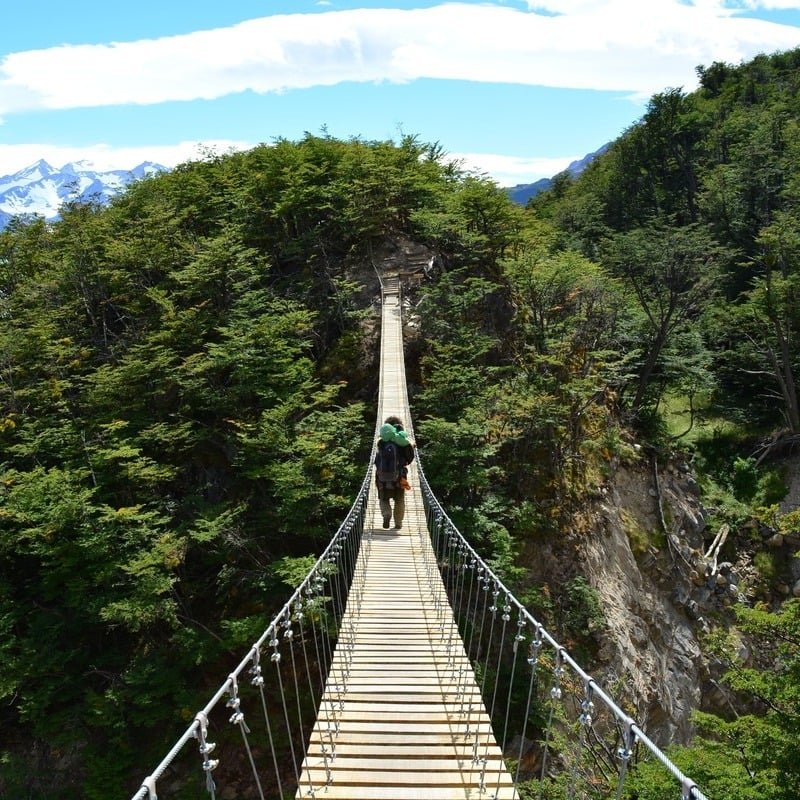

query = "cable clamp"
[682, 779, 698, 800]
[141, 776, 157, 800]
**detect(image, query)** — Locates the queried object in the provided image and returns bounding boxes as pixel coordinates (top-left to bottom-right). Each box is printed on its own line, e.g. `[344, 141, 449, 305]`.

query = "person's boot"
[382, 516, 390, 529]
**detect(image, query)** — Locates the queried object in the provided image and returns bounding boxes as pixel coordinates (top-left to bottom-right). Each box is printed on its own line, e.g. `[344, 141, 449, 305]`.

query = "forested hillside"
[0, 136, 444, 794]
[528, 48, 800, 800]
[1, 48, 799, 799]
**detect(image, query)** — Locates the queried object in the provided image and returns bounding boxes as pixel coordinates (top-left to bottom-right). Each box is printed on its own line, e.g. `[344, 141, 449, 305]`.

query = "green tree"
[629, 599, 800, 800]
[718, 211, 800, 433]
[602, 223, 724, 418]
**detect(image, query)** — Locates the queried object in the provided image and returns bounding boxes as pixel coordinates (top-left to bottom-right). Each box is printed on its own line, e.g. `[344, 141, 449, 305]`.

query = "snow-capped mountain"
[0, 159, 166, 230]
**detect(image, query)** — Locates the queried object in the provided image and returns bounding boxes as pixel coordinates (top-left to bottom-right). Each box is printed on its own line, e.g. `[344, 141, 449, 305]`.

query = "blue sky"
[1, 1, 800, 186]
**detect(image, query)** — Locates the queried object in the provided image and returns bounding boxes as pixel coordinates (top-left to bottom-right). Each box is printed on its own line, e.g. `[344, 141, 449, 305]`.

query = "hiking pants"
[378, 483, 405, 527]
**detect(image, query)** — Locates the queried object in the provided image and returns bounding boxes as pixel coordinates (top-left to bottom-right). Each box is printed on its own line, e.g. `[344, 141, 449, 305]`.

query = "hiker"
[374, 415, 415, 529]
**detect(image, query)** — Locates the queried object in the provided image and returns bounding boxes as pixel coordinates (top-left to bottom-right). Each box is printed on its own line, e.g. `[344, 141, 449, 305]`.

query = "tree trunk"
[632, 324, 670, 415]
[771, 330, 800, 433]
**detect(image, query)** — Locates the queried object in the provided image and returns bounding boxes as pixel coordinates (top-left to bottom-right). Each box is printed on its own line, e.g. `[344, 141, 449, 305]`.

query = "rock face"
[578, 461, 710, 745]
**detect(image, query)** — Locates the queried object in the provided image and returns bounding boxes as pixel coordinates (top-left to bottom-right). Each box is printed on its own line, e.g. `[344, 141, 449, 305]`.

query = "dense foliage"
[0, 134, 449, 795]
[533, 49, 800, 433]
[528, 47, 800, 800]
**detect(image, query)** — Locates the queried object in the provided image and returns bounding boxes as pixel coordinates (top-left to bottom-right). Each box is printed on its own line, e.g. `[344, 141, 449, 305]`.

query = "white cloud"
[0, 140, 253, 176]
[527, 0, 800, 11]
[735, 1, 800, 8]
[448, 151, 579, 185]
[0, 2, 799, 115]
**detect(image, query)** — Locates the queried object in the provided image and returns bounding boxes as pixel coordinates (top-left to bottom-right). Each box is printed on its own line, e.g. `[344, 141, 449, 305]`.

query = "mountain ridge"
[0, 146, 607, 227]
[506, 143, 610, 205]
[0, 159, 166, 229]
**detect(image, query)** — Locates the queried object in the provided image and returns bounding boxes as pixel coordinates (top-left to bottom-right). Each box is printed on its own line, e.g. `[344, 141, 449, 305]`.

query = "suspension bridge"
[132, 278, 708, 800]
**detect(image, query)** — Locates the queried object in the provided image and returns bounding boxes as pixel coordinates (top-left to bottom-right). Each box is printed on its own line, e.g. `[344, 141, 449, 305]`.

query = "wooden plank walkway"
[296, 279, 517, 799]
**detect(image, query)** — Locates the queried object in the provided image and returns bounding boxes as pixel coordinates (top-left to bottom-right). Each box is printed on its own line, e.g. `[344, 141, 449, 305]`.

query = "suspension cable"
[130, 449, 374, 800]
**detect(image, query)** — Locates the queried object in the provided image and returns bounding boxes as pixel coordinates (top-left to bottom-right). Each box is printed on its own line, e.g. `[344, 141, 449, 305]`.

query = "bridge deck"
[297, 280, 517, 799]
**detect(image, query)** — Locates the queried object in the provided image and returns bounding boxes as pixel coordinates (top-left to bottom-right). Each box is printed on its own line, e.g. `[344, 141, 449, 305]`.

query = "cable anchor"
[249, 646, 264, 687]
[550, 649, 564, 701]
[579, 681, 595, 727]
[528, 624, 544, 667]
[193, 710, 218, 797]
[513, 612, 527, 653]
[226, 674, 250, 732]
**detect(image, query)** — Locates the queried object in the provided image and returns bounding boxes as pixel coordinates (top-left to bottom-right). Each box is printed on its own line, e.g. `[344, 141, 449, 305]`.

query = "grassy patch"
[621, 508, 664, 555]
[661, 391, 751, 448]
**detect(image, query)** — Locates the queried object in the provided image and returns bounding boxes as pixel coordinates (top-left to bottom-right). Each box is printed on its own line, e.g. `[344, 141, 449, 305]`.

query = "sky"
[1, 1, 800, 187]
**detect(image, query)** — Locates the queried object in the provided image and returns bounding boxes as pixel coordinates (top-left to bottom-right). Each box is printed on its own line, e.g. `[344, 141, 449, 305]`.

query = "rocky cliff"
[582, 458, 708, 743]
[575, 453, 800, 746]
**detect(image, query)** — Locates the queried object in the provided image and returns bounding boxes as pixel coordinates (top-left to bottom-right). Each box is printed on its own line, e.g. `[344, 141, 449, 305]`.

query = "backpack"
[375, 441, 400, 486]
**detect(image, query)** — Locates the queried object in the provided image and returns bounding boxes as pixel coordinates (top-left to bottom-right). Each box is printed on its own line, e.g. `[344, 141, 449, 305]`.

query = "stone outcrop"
[572, 452, 800, 745]
[580, 461, 708, 744]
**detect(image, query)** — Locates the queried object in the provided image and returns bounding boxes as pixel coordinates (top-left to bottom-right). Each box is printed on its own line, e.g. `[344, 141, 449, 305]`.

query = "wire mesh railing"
[416, 455, 709, 800]
[130, 457, 376, 800]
